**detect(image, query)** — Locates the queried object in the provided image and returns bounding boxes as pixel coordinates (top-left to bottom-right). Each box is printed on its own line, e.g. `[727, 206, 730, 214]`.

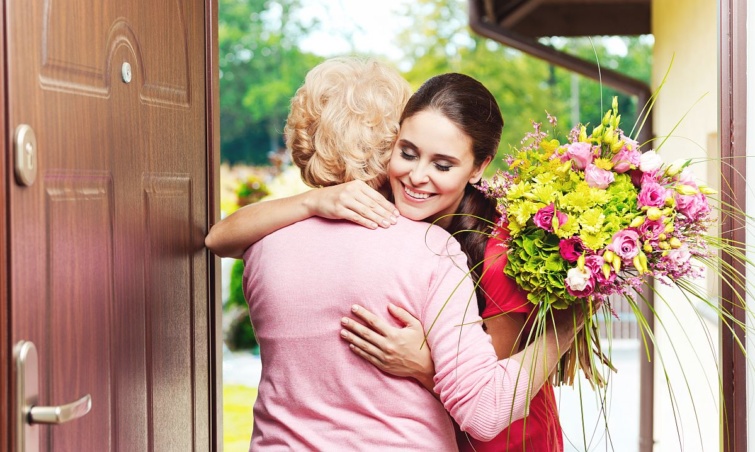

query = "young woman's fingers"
[341, 191, 396, 229]
[347, 343, 389, 372]
[359, 186, 399, 222]
[349, 305, 392, 336]
[340, 326, 386, 362]
[387, 303, 422, 329]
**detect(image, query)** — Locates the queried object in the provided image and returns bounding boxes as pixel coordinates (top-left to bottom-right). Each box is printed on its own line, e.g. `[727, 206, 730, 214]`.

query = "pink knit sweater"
[243, 217, 529, 451]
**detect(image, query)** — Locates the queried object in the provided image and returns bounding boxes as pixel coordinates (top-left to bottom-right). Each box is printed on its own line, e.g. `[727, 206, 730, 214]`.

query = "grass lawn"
[223, 384, 257, 452]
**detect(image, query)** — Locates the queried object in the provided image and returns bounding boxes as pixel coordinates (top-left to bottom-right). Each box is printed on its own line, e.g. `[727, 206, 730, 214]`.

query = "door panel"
[46, 172, 114, 452]
[7, 0, 213, 450]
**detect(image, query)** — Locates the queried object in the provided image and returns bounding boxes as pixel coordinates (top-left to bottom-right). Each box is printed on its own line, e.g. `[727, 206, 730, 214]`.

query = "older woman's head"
[285, 57, 411, 189]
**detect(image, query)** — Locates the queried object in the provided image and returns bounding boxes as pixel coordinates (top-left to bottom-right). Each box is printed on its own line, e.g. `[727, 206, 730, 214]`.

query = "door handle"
[14, 341, 92, 452]
[29, 394, 92, 425]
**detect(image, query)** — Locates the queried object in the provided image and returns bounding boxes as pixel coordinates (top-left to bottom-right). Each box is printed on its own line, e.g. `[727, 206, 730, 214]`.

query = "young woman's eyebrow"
[398, 139, 461, 164]
[433, 153, 461, 164]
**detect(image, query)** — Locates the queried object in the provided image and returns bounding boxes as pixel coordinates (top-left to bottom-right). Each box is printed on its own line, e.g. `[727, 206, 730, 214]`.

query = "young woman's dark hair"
[399, 73, 503, 313]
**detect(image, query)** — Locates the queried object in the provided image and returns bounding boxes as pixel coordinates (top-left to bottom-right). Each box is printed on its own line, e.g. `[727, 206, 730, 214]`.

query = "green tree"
[545, 36, 653, 136]
[219, 0, 323, 164]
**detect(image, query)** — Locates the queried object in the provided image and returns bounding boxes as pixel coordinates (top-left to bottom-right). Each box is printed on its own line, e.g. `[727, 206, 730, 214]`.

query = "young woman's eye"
[400, 148, 417, 160]
[434, 162, 452, 172]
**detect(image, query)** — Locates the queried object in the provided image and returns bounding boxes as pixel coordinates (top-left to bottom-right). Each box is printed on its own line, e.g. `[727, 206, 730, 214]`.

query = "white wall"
[652, 0, 720, 451]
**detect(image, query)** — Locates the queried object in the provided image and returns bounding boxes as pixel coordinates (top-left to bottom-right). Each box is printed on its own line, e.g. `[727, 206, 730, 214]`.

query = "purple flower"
[584, 164, 615, 189]
[611, 148, 641, 173]
[608, 229, 640, 261]
[533, 204, 567, 232]
[559, 237, 585, 262]
[639, 219, 665, 241]
[637, 182, 670, 208]
[676, 193, 710, 222]
[566, 142, 594, 170]
[629, 169, 644, 187]
[565, 266, 595, 297]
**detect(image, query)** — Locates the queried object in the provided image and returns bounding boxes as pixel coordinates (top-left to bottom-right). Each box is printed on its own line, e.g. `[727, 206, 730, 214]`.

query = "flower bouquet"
[482, 97, 718, 387]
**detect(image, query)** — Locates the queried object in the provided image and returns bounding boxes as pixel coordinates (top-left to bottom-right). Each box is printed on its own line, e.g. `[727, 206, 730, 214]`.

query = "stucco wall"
[652, 0, 720, 451]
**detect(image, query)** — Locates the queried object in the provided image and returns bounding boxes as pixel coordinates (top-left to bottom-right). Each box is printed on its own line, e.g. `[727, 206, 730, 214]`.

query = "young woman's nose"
[409, 163, 430, 185]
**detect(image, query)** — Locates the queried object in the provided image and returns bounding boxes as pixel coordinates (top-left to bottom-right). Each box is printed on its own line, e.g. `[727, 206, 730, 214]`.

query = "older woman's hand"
[339, 303, 436, 392]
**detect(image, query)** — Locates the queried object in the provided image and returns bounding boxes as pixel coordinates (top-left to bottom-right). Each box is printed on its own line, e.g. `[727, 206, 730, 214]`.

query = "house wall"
[652, 0, 720, 451]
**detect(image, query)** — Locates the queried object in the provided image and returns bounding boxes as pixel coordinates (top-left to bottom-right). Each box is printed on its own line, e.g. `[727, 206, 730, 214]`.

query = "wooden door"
[5, 0, 219, 450]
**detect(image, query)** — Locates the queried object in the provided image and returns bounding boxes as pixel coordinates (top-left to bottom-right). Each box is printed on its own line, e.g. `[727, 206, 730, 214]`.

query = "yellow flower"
[578, 208, 605, 234]
[676, 185, 698, 196]
[541, 139, 560, 153]
[594, 158, 614, 171]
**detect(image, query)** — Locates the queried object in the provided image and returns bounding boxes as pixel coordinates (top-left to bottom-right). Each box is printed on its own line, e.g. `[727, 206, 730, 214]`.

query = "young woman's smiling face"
[389, 110, 488, 228]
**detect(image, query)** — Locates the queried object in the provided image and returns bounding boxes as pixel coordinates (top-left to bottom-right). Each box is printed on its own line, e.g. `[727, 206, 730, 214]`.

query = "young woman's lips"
[403, 183, 434, 201]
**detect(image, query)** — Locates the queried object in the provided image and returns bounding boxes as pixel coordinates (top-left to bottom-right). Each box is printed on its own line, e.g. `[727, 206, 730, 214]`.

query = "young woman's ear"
[469, 156, 493, 184]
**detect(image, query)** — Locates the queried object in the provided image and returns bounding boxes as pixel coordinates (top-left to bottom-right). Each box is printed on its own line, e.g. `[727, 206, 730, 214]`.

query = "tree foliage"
[219, 0, 322, 164]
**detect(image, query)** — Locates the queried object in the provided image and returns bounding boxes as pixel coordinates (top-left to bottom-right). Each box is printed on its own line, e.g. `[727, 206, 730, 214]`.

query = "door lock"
[14, 125, 37, 186]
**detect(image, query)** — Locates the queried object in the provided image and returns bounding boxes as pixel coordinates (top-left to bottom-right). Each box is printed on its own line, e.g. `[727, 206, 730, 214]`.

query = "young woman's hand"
[340, 303, 436, 391]
[305, 180, 399, 229]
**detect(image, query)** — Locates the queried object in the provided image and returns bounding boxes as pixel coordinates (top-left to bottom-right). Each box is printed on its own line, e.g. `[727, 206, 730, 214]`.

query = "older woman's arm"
[205, 180, 398, 258]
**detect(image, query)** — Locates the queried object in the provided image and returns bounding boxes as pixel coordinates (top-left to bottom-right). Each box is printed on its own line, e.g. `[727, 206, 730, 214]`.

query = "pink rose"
[637, 182, 670, 208]
[639, 219, 665, 241]
[585, 255, 615, 285]
[565, 266, 595, 297]
[620, 134, 639, 151]
[559, 237, 585, 262]
[611, 148, 641, 173]
[666, 244, 691, 267]
[608, 229, 640, 261]
[533, 203, 567, 232]
[676, 193, 710, 222]
[584, 164, 615, 189]
[566, 142, 594, 170]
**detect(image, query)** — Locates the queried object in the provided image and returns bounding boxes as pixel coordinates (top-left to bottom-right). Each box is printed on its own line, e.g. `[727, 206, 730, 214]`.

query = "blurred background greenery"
[218, 0, 652, 449]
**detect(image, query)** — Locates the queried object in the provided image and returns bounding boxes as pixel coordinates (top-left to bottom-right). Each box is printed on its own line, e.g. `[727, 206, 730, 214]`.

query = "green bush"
[224, 259, 259, 354]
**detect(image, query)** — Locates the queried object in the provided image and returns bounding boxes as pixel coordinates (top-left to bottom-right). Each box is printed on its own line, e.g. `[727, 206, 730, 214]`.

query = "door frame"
[205, 0, 222, 450]
[0, 0, 221, 450]
[1, 0, 8, 449]
[719, 0, 747, 450]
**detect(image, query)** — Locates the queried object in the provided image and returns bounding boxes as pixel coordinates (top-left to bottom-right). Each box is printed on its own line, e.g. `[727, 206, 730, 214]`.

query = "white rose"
[565, 266, 591, 291]
[639, 150, 663, 173]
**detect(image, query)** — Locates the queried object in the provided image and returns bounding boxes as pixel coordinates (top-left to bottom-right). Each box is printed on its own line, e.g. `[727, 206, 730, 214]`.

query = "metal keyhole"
[121, 62, 132, 84]
[14, 125, 37, 186]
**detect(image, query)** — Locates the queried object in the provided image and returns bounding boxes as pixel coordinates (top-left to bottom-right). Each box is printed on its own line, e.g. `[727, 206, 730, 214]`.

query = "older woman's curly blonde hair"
[285, 58, 411, 189]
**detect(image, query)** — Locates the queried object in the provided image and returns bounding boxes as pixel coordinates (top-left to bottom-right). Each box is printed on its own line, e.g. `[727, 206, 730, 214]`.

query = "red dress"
[457, 230, 564, 452]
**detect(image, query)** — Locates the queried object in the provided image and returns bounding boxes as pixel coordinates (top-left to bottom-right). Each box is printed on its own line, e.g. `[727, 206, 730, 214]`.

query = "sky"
[296, 0, 408, 62]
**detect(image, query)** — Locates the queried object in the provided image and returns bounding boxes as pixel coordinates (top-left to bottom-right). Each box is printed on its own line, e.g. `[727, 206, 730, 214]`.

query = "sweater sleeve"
[421, 237, 530, 442]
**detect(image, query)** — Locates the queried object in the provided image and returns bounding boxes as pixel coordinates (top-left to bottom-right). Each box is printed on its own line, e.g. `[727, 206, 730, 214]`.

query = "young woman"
[206, 60, 566, 450]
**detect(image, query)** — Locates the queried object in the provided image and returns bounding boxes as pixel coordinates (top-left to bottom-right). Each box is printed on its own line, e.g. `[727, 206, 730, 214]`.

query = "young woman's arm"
[205, 180, 399, 258]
